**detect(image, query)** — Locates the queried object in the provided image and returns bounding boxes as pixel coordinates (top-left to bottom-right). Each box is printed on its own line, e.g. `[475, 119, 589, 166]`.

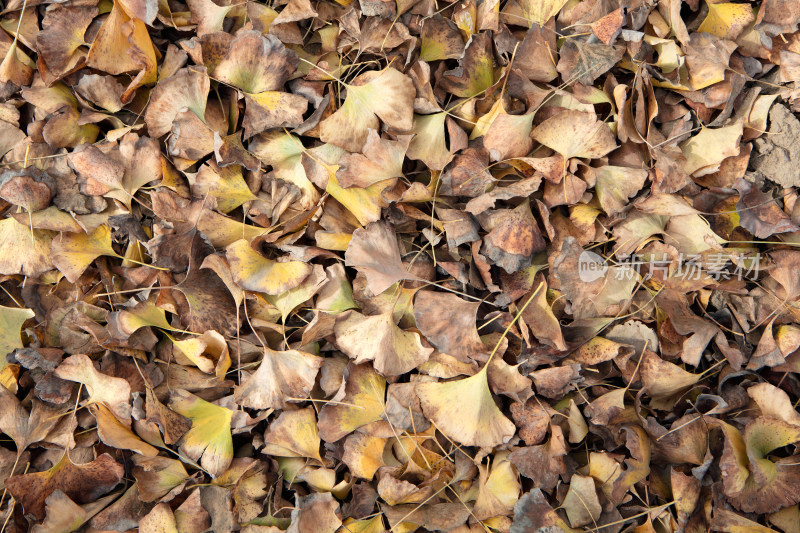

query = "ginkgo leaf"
[263, 406, 323, 462]
[684, 33, 737, 90]
[0, 217, 55, 277]
[249, 131, 320, 209]
[54, 354, 132, 422]
[5, 453, 124, 521]
[439, 33, 495, 97]
[421, 17, 465, 61]
[342, 434, 387, 480]
[0, 386, 73, 453]
[344, 221, 415, 296]
[51, 224, 119, 283]
[187, 0, 234, 36]
[265, 264, 327, 322]
[473, 456, 521, 520]
[107, 300, 180, 338]
[133, 456, 191, 503]
[226, 239, 312, 295]
[317, 264, 358, 314]
[85, 0, 158, 100]
[234, 346, 323, 409]
[144, 67, 209, 138]
[188, 163, 257, 213]
[336, 129, 409, 188]
[698, 1, 756, 40]
[171, 330, 231, 377]
[334, 311, 433, 376]
[211, 31, 298, 94]
[36, 6, 97, 74]
[719, 417, 800, 514]
[664, 213, 725, 255]
[169, 389, 233, 478]
[562, 474, 602, 528]
[318, 363, 386, 442]
[592, 166, 648, 215]
[338, 516, 385, 533]
[519, 0, 569, 25]
[92, 403, 159, 457]
[325, 171, 392, 227]
[681, 123, 743, 176]
[640, 351, 700, 399]
[747, 382, 800, 425]
[406, 112, 464, 170]
[414, 290, 486, 360]
[140, 503, 179, 533]
[0, 306, 34, 374]
[320, 68, 415, 152]
[197, 209, 273, 248]
[35, 489, 105, 533]
[243, 91, 308, 139]
[417, 368, 515, 447]
[478, 106, 537, 162]
[532, 110, 617, 161]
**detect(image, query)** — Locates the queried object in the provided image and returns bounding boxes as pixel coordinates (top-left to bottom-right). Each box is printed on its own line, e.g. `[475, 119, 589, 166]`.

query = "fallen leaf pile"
[4, 0, 800, 531]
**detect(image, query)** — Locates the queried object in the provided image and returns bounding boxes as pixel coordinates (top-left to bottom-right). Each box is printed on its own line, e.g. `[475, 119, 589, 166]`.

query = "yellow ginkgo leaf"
[592, 166, 648, 216]
[188, 163, 257, 213]
[265, 264, 327, 322]
[170, 330, 231, 377]
[325, 171, 392, 227]
[226, 239, 312, 295]
[0, 305, 34, 361]
[680, 123, 742, 176]
[318, 362, 386, 442]
[531, 110, 617, 161]
[140, 503, 179, 533]
[263, 406, 323, 463]
[93, 403, 159, 457]
[473, 455, 521, 520]
[417, 367, 515, 448]
[0, 305, 34, 389]
[250, 131, 320, 210]
[337, 516, 385, 533]
[697, 2, 755, 40]
[747, 382, 800, 425]
[85, 0, 158, 101]
[519, 0, 569, 26]
[51, 224, 119, 283]
[342, 434, 387, 480]
[320, 67, 415, 152]
[334, 311, 433, 376]
[0, 217, 55, 277]
[107, 300, 180, 338]
[169, 389, 233, 478]
[406, 112, 460, 171]
[197, 209, 272, 248]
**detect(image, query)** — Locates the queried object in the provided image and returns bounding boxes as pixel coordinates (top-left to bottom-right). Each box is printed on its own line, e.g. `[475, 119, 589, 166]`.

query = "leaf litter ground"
[1, 0, 800, 532]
